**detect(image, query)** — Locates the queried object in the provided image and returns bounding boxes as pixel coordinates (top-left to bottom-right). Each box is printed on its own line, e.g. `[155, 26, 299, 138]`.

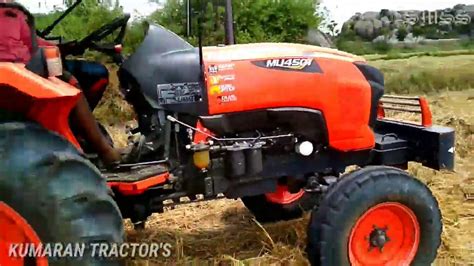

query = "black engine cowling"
[119, 24, 207, 117]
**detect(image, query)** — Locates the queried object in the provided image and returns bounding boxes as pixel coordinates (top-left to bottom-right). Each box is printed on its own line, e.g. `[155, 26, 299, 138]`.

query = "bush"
[372, 41, 392, 53]
[335, 40, 369, 55]
[335, 39, 394, 55]
[397, 26, 408, 42]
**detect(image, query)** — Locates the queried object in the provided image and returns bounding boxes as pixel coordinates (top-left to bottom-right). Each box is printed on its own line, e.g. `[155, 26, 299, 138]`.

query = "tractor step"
[105, 164, 168, 183]
[106, 164, 170, 196]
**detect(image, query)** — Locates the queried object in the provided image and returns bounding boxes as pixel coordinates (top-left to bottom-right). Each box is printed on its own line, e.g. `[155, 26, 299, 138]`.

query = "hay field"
[95, 56, 474, 265]
[125, 91, 474, 266]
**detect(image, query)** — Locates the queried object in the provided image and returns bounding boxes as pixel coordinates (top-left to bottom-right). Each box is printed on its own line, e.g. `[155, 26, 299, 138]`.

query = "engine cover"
[121, 24, 383, 152]
[202, 43, 378, 151]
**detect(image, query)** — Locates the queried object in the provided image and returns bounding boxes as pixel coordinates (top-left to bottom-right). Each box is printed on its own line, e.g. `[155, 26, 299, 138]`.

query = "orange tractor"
[0, 1, 455, 265]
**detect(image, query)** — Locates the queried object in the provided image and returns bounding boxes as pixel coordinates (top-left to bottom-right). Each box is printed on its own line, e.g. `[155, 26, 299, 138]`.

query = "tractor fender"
[0, 63, 81, 148]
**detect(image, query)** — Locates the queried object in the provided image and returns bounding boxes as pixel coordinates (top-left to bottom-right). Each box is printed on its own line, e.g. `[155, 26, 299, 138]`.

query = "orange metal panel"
[0, 63, 81, 148]
[204, 55, 374, 152]
[108, 173, 170, 196]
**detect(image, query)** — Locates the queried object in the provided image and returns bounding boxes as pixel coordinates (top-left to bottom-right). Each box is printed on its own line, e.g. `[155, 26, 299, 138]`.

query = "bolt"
[368, 225, 390, 252]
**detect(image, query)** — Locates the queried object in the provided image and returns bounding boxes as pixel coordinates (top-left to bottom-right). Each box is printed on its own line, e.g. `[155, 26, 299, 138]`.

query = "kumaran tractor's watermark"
[398, 10, 471, 26]
[8, 242, 173, 259]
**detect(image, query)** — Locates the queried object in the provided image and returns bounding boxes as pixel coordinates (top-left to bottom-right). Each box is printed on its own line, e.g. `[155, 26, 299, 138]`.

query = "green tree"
[150, 0, 322, 45]
[34, 0, 147, 53]
[33, 0, 323, 53]
[36, 0, 123, 41]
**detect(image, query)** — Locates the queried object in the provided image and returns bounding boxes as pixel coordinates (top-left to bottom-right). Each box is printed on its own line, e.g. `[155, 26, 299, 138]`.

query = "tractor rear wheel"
[242, 184, 317, 223]
[0, 122, 124, 265]
[306, 166, 442, 266]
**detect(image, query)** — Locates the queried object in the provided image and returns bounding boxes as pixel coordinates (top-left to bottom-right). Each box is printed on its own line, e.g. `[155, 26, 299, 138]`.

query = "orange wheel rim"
[265, 185, 305, 205]
[0, 202, 48, 266]
[349, 202, 420, 266]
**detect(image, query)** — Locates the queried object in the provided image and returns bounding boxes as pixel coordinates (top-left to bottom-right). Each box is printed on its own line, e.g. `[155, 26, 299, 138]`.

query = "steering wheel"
[59, 14, 131, 57]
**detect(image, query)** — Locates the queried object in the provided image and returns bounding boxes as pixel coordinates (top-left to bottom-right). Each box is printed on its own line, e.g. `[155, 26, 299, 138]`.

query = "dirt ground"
[116, 89, 474, 265]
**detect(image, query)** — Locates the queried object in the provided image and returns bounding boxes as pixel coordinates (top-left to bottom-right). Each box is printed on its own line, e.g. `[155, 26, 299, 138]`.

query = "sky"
[17, 0, 163, 18]
[17, 0, 474, 26]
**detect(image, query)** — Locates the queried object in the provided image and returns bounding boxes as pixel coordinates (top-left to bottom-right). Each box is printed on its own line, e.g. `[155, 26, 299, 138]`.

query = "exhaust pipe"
[224, 0, 235, 45]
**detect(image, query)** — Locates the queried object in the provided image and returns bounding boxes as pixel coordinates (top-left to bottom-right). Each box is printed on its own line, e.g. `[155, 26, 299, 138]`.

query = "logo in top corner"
[209, 65, 219, 74]
[252, 58, 322, 73]
[208, 63, 235, 74]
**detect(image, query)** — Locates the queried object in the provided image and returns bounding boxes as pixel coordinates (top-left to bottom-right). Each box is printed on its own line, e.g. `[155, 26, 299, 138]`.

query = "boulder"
[454, 4, 466, 10]
[372, 35, 387, 43]
[307, 29, 333, 47]
[341, 21, 352, 32]
[361, 11, 379, 20]
[463, 4, 474, 17]
[392, 11, 402, 20]
[380, 16, 391, 27]
[340, 4, 473, 42]
[381, 9, 402, 20]
[372, 18, 383, 35]
[404, 33, 425, 44]
[380, 9, 390, 18]
[354, 20, 375, 40]
[350, 12, 362, 21]
[392, 19, 404, 29]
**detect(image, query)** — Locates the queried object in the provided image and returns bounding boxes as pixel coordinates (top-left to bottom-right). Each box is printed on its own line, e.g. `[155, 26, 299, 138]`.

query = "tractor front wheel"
[306, 166, 442, 266]
[0, 122, 124, 265]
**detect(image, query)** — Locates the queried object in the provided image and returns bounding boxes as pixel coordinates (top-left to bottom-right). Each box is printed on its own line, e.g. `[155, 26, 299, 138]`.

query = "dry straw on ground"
[96, 57, 474, 265]
[112, 90, 474, 265]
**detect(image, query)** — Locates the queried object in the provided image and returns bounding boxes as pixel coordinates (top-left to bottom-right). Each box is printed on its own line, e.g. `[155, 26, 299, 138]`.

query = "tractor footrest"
[105, 165, 168, 183]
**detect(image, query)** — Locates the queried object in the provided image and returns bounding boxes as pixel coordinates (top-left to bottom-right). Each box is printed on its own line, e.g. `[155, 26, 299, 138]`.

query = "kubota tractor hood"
[120, 24, 368, 118]
[203, 43, 365, 63]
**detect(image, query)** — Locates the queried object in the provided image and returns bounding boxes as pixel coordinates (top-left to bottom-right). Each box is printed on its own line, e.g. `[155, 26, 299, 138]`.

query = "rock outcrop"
[307, 29, 334, 47]
[341, 4, 474, 42]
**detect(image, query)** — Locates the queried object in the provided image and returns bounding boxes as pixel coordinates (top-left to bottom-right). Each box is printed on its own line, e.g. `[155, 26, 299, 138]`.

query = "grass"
[337, 39, 474, 57]
[365, 49, 474, 61]
[370, 55, 474, 95]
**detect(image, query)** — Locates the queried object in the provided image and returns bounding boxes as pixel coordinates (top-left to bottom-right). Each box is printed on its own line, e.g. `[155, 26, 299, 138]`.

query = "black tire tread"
[0, 122, 124, 266]
[307, 166, 442, 266]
